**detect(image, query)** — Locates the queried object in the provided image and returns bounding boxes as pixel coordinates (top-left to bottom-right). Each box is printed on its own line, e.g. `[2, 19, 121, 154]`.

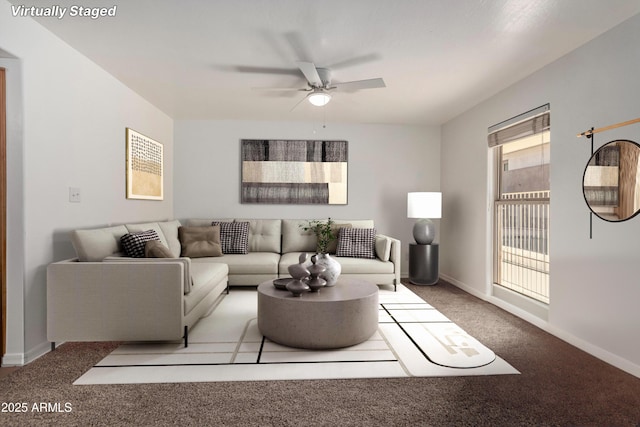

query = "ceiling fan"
[255, 61, 386, 110]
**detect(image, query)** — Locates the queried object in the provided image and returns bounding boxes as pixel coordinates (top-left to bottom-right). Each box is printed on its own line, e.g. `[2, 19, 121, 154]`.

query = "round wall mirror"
[583, 139, 640, 222]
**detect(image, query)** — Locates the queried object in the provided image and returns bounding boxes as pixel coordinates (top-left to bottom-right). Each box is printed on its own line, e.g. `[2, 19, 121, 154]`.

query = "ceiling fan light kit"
[308, 90, 331, 106]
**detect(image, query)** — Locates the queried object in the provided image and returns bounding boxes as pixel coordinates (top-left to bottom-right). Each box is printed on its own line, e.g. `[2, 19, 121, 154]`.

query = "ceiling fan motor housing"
[316, 68, 332, 88]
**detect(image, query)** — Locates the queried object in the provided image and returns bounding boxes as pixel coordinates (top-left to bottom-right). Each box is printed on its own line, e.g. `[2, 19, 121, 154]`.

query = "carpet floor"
[1, 279, 639, 426]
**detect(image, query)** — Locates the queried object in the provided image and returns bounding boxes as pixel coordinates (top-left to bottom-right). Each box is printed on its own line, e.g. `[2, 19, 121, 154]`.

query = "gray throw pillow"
[178, 226, 223, 258]
[145, 240, 176, 258]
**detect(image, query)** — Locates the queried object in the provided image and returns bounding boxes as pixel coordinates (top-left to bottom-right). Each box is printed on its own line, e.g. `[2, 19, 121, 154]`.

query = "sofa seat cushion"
[278, 252, 393, 275]
[184, 263, 228, 314]
[278, 252, 311, 275]
[190, 260, 228, 288]
[192, 252, 279, 275]
[335, 256, 394, 274]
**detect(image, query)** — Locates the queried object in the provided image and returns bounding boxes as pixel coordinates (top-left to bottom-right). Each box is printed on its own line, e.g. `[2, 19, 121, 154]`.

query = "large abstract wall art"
[241, 139, 348, 204]
[126, 128, 164, 200]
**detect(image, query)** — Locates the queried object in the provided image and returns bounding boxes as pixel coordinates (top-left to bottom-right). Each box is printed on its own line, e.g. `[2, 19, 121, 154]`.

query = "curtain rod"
[577, 117, 640, 138]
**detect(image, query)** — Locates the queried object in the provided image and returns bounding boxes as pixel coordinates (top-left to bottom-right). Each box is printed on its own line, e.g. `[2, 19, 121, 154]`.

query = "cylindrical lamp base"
[409, 244, 439, 285]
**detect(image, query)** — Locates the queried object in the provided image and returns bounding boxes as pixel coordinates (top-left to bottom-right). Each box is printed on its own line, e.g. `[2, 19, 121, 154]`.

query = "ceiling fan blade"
[252, 87, 309, 92]
[327, 53, 382, 70]
[296, 61, 322, 87]
[284, 31, 313, 64]
[230, 65, 300, 76]
[289, 94, 310, 112]
[331, 78, 386, 91]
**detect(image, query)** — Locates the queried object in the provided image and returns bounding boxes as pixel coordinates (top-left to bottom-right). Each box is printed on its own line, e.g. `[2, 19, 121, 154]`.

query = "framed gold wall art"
[126, 128, 164, 200]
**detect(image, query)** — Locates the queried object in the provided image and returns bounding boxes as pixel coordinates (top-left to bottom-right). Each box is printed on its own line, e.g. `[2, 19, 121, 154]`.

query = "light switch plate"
[69, 187, 81, 203]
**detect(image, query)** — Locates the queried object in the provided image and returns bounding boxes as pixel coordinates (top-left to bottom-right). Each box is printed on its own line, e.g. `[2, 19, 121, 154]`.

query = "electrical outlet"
[69, 187, 81, 203]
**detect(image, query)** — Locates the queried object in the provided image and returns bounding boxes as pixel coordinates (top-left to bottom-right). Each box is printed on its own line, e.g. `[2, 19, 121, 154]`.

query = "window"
[489, 105, 550, 304]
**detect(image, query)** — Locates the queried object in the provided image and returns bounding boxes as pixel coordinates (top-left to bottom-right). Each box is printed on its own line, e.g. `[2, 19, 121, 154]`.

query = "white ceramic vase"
[315, 253, 341, 287]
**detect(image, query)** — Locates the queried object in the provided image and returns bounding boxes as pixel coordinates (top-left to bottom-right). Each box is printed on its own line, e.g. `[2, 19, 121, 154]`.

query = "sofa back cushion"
[282, 219, 375, 254]
[158, 220, 182, 257]
[125, 222, 169, 248]
[187, 219, 281, 253]
[333, 219, 375, 229]
[123, 221, 185, 258]
[71, 225, 129, 261]
[282, 219, 317, 253]
[239, 219, 281, 253]
[186, 219, 234, 227]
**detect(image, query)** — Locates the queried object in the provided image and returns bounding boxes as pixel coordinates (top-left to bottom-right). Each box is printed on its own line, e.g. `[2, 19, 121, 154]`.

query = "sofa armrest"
[104, 256, 192, 294]
[376, 234, 401, 284]
[47, 258, 186, 342]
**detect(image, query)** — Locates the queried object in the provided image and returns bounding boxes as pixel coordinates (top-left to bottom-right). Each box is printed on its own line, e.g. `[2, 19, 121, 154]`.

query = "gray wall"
[5, 0, 637, 377]
[174, 119, 441, 274]
[0, 3, 174, 365]
[441, 13, 640, 376]
[0, 57, 25, 362]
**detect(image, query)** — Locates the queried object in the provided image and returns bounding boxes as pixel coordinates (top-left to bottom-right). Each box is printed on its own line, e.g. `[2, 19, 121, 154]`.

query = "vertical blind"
[488, 104, 550, 147]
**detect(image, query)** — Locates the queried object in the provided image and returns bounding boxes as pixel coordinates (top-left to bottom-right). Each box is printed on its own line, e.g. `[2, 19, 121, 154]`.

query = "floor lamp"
[407, 192, 442, 244]
[407, 192, 442, 285]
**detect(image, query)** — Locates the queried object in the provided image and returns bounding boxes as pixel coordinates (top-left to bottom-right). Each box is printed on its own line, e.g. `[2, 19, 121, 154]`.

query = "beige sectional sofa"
[47, 218, 400, 347]
[187, 219, 401, 288]
[47, 220, 229, 348]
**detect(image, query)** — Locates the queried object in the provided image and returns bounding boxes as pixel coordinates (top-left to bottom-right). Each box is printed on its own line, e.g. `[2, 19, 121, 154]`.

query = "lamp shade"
[407, 192, 442, 219]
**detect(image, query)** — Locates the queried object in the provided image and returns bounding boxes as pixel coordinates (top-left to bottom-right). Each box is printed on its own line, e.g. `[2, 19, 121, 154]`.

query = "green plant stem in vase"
[300, 218, 335, 254]
[300, 218, 341, 286]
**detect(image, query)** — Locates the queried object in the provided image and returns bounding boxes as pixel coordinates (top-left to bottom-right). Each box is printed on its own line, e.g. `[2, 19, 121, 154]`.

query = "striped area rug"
[74, 285, 518, 385]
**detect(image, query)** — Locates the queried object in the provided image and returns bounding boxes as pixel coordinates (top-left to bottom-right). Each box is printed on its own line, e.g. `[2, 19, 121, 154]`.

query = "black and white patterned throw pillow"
[120, 229, 160, 258]
[212, 221, 249, 254]
[336, 228, 376, 259]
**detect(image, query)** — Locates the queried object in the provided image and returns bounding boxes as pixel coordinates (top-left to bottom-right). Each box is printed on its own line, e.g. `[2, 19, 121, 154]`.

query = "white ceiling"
[14, 0, 640, 125]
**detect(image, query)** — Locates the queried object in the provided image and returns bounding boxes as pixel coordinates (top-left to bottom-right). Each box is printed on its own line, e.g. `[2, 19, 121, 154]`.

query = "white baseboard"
[439, 273, 640, 379]
[2, 341, 52, 367]
[2, 352, 25, 366]
[541, 321, 640, 378]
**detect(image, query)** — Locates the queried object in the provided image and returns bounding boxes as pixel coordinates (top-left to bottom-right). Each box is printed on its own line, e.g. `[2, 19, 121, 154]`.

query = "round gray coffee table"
[257, 279, 379, 349]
